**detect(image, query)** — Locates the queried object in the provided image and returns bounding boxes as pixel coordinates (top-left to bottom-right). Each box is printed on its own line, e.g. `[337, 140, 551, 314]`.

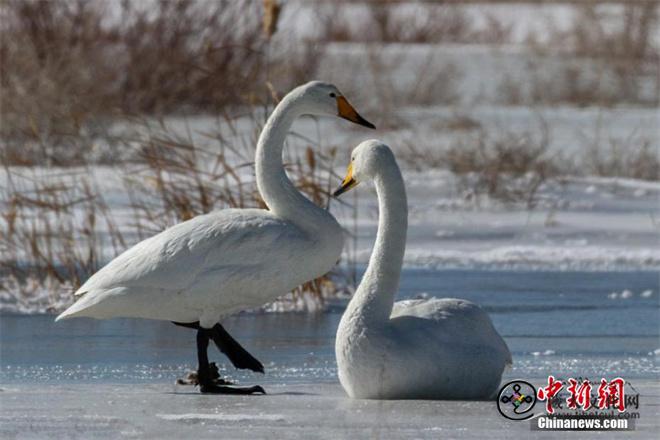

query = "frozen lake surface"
[1, 269, 658, 438]
[2, 269, 659, 383]
[1, 382, 658, 439]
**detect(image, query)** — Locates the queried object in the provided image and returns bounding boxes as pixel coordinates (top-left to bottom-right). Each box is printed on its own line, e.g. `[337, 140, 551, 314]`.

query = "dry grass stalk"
[262, 0, 282, 39]
[316, 1, 511, 45]
[1, 0, 266, 160]
[403, 117, 559, 207]
[0, 0, 328, 167]
[520, 2, 659, 106]
[579, 121, 660, 181]
[1, 170, 126, 308]
[1, 110, 351, 311]
[448, 130, 558, 208]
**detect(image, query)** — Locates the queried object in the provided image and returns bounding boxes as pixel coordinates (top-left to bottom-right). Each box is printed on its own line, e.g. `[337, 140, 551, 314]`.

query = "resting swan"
[56, 81, 375, 394]
[333, 140, 511, 400]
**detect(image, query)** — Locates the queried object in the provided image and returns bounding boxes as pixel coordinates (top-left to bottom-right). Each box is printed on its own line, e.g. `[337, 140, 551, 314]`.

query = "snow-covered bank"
[385, 246, 660, 272]
[335, 169, 660, 272]
[2, 103, 659, 313]
[3, 167, 658, 270]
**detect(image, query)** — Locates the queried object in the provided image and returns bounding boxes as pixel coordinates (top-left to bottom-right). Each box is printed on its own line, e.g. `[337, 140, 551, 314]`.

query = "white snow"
[531, 350, 556, 357]
[620, 289, 634, 299]
[156, 413, 286, 422]
[641, 290, 654, 298]
[401, 246, 660, 271]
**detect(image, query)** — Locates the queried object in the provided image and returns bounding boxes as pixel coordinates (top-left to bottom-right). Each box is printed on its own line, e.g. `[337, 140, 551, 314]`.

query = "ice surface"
[2, 3, 658, 435]
[0, 382, 658, 440]
[1, 267, 658, 439]
[155, 413, 287, 422]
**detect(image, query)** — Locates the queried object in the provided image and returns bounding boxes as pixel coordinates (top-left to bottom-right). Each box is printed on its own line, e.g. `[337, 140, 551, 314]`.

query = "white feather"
[57, 82, 352, 327]
[335, 141, 511, 400]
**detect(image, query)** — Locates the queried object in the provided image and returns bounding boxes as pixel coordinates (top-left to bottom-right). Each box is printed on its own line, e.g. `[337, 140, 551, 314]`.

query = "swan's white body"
[56, 82, 356, 328]
[335, 141, 511, 400]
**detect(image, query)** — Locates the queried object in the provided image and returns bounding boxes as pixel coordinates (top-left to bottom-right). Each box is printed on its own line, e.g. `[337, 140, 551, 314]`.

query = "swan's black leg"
[173, 321, 264, 373]
[196, 328, 265, 395]
[210, 324, 264, 373]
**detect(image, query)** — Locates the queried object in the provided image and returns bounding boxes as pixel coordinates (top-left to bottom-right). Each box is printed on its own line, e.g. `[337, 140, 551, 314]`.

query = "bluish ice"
[1, 269, 658, 439]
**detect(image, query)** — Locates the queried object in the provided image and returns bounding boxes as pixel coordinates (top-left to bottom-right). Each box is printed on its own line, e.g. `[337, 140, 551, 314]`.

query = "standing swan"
[56, 81, 375, 394]
[333, 140, 511, 400]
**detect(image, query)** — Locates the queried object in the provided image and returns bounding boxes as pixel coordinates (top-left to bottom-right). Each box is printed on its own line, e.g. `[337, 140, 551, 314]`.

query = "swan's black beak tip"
[333, 178, 357, 197]
[340, 113, 375, 130]
[359, 117, 376, 130]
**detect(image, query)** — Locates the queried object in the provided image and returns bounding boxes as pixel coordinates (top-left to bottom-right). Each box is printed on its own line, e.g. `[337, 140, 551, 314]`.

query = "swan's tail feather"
[55, 298, 92, 321]
[55, 288, 113, 321]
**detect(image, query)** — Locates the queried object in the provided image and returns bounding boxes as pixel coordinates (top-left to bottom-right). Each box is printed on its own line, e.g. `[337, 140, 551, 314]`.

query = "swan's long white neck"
[346, 161, 407, 324]
[255, 94, 330, 230]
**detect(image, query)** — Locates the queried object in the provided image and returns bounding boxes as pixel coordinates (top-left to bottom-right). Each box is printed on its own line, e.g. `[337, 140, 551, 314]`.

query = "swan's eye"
[329, 92, 336, 98]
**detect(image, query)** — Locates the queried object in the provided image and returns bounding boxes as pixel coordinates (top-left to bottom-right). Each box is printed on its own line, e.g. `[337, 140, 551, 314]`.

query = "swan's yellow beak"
[336, 96, 376, 129]
[333, 162, 359, 197]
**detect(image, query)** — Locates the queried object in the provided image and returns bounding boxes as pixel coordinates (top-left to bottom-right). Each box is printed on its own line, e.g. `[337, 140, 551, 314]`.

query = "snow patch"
[531, 350, 556, 357]
[390, 246, 660, 271]
[156, 413, 285, 422]
[608, 289, 650, 300]
[641, 290, 654, 298]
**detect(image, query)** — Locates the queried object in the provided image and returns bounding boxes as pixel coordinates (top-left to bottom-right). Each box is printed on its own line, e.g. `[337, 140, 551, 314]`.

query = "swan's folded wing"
[392, 298, 485, 322]
[392, 297, 512, 364]
[74, 209, 302, 296]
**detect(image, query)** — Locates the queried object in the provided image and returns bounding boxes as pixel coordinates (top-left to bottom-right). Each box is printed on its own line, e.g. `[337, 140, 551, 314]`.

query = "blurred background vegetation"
[1, 0, 658, 311]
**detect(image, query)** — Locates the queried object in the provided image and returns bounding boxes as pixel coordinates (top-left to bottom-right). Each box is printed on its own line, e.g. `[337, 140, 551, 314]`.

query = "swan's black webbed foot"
[194, 328, 266, 395]
[197, 364, 265, 394]
[176, 362, 234, 386]
[199, 382, 266, 395]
